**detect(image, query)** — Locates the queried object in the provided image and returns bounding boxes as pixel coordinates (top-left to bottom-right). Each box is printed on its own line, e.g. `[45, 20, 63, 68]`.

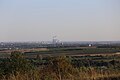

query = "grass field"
[22, 47, 120, 58]
[0, 47, 120, 58]
[0, 47, 120, 80]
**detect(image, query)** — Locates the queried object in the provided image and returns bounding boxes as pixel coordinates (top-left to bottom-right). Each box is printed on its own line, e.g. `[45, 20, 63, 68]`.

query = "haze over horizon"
[0, 0, 120, 42]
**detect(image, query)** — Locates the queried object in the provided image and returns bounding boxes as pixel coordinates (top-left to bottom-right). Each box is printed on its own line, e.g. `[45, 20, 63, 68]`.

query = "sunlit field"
[0, 47, 120, 80]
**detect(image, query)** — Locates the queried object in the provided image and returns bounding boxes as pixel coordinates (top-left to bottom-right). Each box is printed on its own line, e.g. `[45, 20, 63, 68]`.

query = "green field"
[0, 47, 120, 80]
[23, 47, 120, 57]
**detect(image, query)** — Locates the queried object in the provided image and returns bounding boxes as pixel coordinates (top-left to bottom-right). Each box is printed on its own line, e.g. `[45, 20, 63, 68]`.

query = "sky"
[0, 0, 120, 42]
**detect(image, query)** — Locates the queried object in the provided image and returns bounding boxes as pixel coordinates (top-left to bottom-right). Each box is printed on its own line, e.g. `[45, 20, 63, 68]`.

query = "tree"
[41, 56, 78, 80]
[10, 51, 32, 73]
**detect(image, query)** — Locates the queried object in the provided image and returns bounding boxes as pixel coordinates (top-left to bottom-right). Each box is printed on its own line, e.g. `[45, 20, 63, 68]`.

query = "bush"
[0, 51, 33, 77]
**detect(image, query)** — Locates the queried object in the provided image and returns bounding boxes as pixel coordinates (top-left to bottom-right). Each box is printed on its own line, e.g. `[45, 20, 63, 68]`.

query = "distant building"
[52, 36, 59, 44]
[89, 44, 92, 47]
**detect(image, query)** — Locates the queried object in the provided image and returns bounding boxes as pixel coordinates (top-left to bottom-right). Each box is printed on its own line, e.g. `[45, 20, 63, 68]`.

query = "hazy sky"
[0, 0, 120, 41]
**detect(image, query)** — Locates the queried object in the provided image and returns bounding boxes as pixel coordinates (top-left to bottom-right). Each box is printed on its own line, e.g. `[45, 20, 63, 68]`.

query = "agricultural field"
[23, 47, 120, 58]
[0, 47, 120, 80]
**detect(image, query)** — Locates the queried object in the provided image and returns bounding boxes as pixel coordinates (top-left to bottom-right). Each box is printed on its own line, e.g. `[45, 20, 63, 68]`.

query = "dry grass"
[1, 68, 120, 80]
